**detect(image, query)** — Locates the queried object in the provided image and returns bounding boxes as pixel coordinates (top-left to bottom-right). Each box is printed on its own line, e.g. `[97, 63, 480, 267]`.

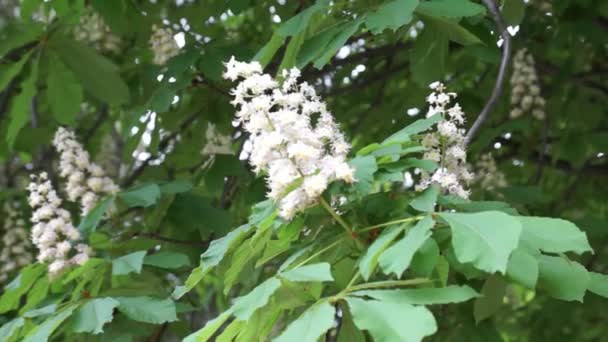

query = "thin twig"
[465, 0, 512, 144]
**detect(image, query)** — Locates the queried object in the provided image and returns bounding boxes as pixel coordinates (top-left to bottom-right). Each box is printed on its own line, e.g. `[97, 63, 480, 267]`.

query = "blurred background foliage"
[0, 0, 607, 340]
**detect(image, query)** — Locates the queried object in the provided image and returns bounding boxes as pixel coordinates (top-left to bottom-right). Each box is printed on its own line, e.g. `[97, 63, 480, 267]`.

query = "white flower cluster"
[0, 201, 34, 282]
[474, 153, 507, 191]
[150, 25, 180, 65]
[27, 173, 92, 277]
[201, 123, 233, 155]
[416, 82, 473, 199]
[74, 12, 121, 53]
[510, 49, 546, 120]
[53, 127, 119, 216]
[224, 57, 355, 219]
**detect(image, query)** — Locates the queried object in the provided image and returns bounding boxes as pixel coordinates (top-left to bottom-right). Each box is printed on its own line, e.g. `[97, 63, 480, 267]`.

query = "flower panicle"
[27, 172, 92, 277]
[417, 82, 472, 199]
[53, 127, 119, 216]
[224, 57, 355, 219]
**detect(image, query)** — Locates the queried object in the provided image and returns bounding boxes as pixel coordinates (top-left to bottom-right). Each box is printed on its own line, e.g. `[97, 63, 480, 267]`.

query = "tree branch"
[465, 0, 512, 144]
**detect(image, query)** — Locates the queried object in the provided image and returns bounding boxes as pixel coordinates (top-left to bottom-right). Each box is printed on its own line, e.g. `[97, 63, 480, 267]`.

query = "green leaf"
[144, 251, 191, 269]
[410, 23, 448, 85]
[410, 238, 440, 277]
[0, 23, 43, 58]
[112, 251, 147, 276]
[517, 216, 592, 255]
[353, 285, 479, 305]
[78, 197, 114, 236]
[47, 52, 83, 125]
[278, 31, 305, 72]
[439, 211, 522, 274]
[253, 32, 285, 67]
[349, 155, 378, 195]
[502, 0, 526, 26]
[0, 264, 46, 313]
[71, 298, 120, 334]
[6, 58, 38, 148]
[0, 318, 24, 341]
[313, 18, 364, 69]
[23, 305, 77, 342]
[423, 15, 483, 45]
[506, 248, 538, 288]
[346, 297, 437, 341]
[49, 36, 129, 105]
[537, 255, 589, 302]
[410, 186, 439, 212]
[173, 224, 253, 299]
[588, 272, 608, 298]
[296, 25, 343, 68]
[359, 225, 405, 280]
[384, 114, 442, 143]
[23, 304, 57, 318]
[378, 216, 435, 277]
[118, 184, 161, 208]
[116, 296, 177, 324]
[274, 302, 335, 342]
[416, 0, 485, 18]
[183, 310, 232, 342]
[277, 2, 324, 36]
[280, 263, 334, 282]
[474, 275, 507, 323]
[159, 180, 193, 194]
[231, 277, 282, 321]
[0, 50, 32, 91]
[365, 0, 420, 34]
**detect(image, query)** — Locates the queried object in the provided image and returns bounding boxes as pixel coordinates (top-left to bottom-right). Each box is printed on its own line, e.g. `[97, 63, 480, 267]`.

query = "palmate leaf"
[346, 297, 437, 342]
[22, 305, 78, 342]
[118, 183, 161, 208]
[173, 224, 253, 299]
[274, 302, 335, 342]
[588, 272, 608, 298]
[352, 285, 479, 305]
[365, 0, 420, 34]
[0, 264, 46, 313]
[439, 211, 522, 274]
[46, 52, 82, 125]
[358, 225, 405, 280]
[112, 251, 147, 276]
[506, 248, 539, 288]
[231, 277, 282, 320]
[416, 0, 486, 18]
[280, 262, 334, 282]
[6, 57, 38, 148]
[410, 186, 439, 212]
[116, 296, 178, 324]
[71, 298, 120, 334]
[378, 216, 435, 277]
[183, 311, 232, 342]
[0, 318, 24, 341]
[517, 216, 592, 255]
[474, 275, 507, 323]
[537, 255, 589, 302]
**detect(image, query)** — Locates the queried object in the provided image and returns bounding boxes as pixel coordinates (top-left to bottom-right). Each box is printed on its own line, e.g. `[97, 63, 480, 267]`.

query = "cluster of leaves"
[0, 0, 606, 341]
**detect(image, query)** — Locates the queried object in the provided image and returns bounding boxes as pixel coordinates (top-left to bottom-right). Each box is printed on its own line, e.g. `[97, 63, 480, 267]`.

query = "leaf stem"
[292, 237, 344, 269]
[345, 278, 431, 293]
[359, 216, 425, 233]
[319, 197, 354, 237]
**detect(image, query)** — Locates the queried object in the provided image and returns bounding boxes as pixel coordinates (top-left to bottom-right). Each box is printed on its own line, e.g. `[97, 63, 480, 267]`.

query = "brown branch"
[465, 0, 512, 144]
